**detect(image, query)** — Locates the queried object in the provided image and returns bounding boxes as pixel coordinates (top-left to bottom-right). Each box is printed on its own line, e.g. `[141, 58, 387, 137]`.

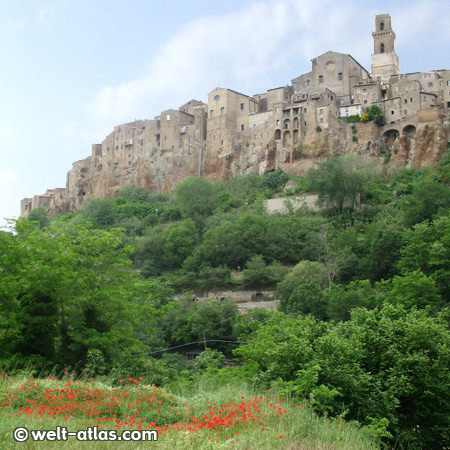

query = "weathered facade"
[21, 14, 450, 218]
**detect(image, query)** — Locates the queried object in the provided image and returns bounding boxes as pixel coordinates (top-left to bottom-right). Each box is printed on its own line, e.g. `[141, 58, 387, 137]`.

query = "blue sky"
[1, 0, 449, 228]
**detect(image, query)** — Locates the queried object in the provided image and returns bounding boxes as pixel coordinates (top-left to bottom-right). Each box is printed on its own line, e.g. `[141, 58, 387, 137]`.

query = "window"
[265, 121, 269, 128]
[428, 82, 433, 87]
[380, 21, 384, 30]
[319, 75, 323, 83]
[254, 134, 257, 140]
[364, 100, 368, 104]
[210, 110, 214, 118]
[276, 119, 280, 125]
[447, 81, 450, 86]
[356, 89, 360, 95]
[380, 43, 385, 53]
[391, 111, 394, 115]
[240, 103, 245, 110]
[424, 96, 427, 102]
[320, 118, 324, 123]
[241, 124, 245, 131]
[253, 124, 256, 131]
[319, 109, 323, 115]
[338, 72, 343, 81]
[306, 80, 310, 86]
[304, 108, 307, 112]
[167, 114, 171, 120]
[221, 107, 225, 114]
[276, 107, 280, 113]
[214, 95, 220, 101]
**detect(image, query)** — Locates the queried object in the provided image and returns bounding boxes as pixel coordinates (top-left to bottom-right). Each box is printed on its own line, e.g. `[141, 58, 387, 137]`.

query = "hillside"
[3, 153, 450, 448]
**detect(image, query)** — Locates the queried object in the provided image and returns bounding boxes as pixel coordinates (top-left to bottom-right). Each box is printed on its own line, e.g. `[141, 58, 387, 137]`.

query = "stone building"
[371, 14, 400, 83]
[21, 13, 450, 218]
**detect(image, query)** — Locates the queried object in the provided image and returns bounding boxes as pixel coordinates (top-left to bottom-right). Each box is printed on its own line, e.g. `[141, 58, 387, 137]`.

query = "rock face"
[408, 122, 450, 168]
[21, 111, 450, 218]
[68, 118, 447, 213]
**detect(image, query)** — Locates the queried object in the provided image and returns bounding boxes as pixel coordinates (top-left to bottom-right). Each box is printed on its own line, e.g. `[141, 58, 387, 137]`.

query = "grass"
[0, 372, 380, 449]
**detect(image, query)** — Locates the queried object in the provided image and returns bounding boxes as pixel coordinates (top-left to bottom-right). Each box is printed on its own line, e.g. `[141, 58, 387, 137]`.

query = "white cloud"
[37, 2, 59, 27]
[88, 0, 361, 126]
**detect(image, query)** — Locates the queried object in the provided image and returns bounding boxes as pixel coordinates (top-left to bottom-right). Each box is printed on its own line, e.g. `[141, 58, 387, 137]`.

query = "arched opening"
[293, 129, 299, 145]
[275, 129, 281, 140]
[403, 125, 417, 139]
[380, 43, 385, 53]
[283, 131, 291, 148]
[283, 119, 291, 130]
[383, 129, 399, 149]
[293, 117, 299, 129]
[380, 22, 384, 31]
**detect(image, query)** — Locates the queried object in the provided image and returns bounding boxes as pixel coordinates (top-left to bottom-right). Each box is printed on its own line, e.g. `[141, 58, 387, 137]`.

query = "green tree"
[236, 305, 450, 449]
[175, 177, 218, 219]
[325, 280, 376, 322]
[83, 198, 116, 227]
[0, 221, 150, 368]
[132, 226, 165, 276]
[201, 213, 267, 268]
[242, 256, 286, 289]
[360, 104, 384, 124]
[276, 260, 326, 312]
[360, 227, 404, 283]
[259, 169, 289, 192]
[376, 270, 442, 312]
[27, 207, 49, 228]
[284, 282, 327, 319]
[308, 155, 376, 214]
[163, 219, 198, 268]
[399, 215, 450, 302]
[401, 178, 450, 227]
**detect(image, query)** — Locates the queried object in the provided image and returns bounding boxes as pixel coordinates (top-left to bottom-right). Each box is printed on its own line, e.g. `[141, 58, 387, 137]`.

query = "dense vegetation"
[2, 153, 450, 448]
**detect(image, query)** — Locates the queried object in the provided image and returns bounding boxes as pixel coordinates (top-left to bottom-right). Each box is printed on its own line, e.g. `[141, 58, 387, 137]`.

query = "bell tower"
[371, 14, 399, 83]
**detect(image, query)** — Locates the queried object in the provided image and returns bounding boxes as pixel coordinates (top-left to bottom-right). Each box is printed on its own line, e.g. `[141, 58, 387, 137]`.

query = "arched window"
[380, 22, 384, 31]
[380, 43, 385, 53]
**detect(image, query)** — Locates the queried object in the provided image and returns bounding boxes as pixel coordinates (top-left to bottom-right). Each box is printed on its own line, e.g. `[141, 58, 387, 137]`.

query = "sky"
[1, 0, 449, 228]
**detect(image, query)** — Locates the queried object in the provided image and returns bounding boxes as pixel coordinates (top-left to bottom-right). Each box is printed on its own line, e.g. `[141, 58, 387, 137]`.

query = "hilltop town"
[21, 14, 450, 217]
